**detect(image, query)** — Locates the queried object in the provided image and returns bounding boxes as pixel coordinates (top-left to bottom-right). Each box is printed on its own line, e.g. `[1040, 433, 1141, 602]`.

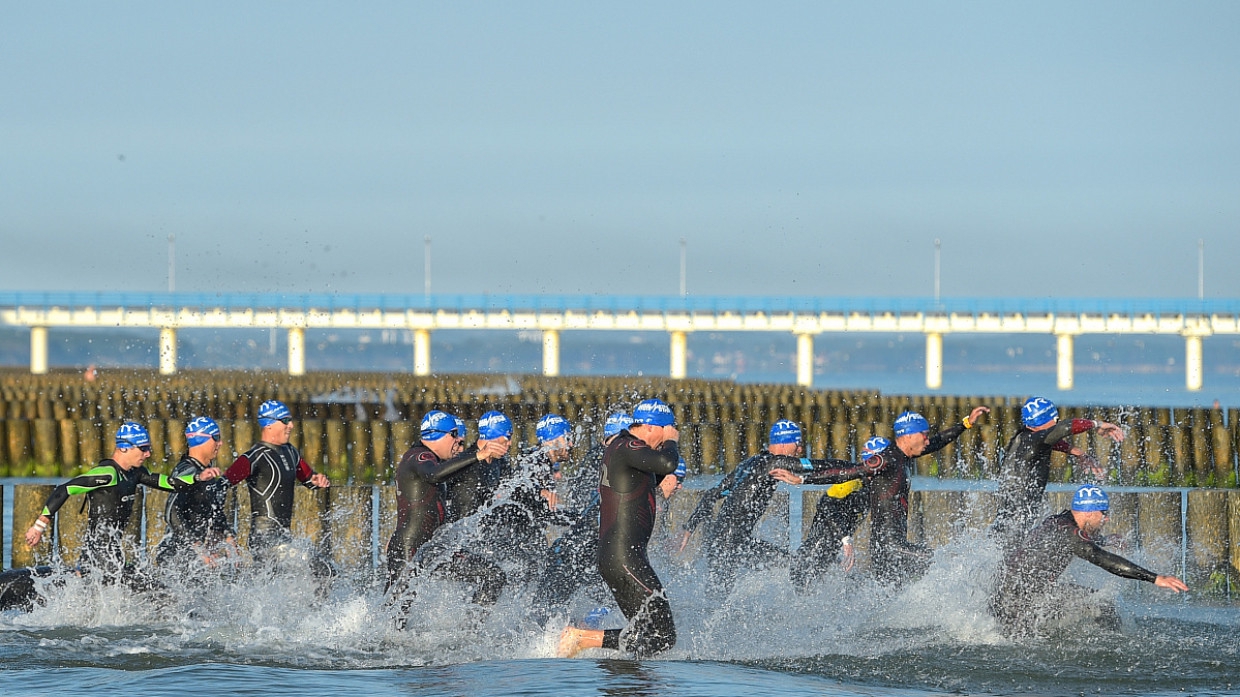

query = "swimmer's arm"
[1073, 534, 1158, 583]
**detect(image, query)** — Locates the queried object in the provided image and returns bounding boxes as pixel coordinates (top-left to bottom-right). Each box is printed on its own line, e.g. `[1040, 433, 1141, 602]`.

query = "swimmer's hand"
[1155, 575, 1189, 593]
[1096, 421, 1125, 443]
[769, 469, 803, 485]
[677, 530, 692, 554]
[25, 517, 48, 547]
[308, 472, 331, 488]
[840, 538, 855, 572]
[195, 467, 222, 482]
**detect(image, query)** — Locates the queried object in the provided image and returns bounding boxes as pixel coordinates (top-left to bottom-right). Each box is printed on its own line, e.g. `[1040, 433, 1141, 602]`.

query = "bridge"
[2, 291, 1237, 391]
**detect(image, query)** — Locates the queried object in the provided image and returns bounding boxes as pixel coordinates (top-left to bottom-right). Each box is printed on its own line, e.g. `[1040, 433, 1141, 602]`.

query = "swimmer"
[990, 484, 1188, 636]
[993, 397, 1124, 551]
[559, 399, 680, 658]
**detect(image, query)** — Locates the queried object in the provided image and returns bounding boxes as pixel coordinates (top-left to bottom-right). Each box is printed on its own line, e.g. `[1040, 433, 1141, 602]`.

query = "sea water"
[2, 524, 1238, 697]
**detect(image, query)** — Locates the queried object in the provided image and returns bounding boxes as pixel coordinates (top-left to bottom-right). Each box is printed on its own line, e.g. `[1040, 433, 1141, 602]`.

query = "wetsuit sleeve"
[295, 458, 319, 487]
[137, 467, 198, 492]
[413, 450, 482, 484]
[1051, 440, 1075, 454]
[625, 440, 680, 476]
[683, 476, 729, 532]
[223, 454, 253, 485]
[800, 458, 870, 485]
[924, 422, 968, 455]
[1069, 530, 1159, 583]
[40, 467, 117, 518]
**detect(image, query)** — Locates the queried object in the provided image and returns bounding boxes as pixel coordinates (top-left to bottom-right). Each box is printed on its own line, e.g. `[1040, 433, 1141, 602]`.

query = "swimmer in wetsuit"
[156, 416, 236, 569]
[385, 410, 509, 609]
[684, 419, 866, 594]
[993, 397, 1124, 552]
[776, 436, 887, 591]
[24, 422, 221, 584]
[990, 485, 1187, 636]
[559, 399, 680, 658]
[531, 412, 629, 625]
[222, 400, 333, 578]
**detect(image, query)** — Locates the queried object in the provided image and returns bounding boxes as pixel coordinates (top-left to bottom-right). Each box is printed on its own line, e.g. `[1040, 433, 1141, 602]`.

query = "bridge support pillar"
[30, 326, 48, 375]
[288, 327, 306, 376]
[925, 332, 943, 390]
[670, 331, 687, 380]
[1185, 334, 1204, 392]
[796, 333, 814, 387]
[413, 329, 431, 376]
[158, 328, 177, 375]
[1056, 333, 1075, 390]
[542, 330, 560, 377]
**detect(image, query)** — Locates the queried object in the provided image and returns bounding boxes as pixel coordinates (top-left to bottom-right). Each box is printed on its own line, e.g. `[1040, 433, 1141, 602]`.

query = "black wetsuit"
[993, 419, 1096, 550]
[440, 446, 503, 523]
[156, 454, 233, 566]
[684, 451, 862, 592]
[38, 460, 200, 582]
[843, 424, 970, 586]
[790, 480, 867, 592]
[386, 443, 505, 606]
[990, 510, 1156, 636]
[597, 430, 679, 657]
[474, 449, 570, 580]
[532, 444, 608, 624]
[224, 441, 333, 579]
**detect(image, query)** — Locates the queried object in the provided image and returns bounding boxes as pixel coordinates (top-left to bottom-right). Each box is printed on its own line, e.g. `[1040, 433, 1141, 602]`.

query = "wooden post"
[325, 420, 349, 482]
[291, 485, 328, 550]
[301, 419, 325, 470]
[698, 424, 720, 474]
[1136, 491, 1182, 573]
[377, 484, 398, 563]
[7, 419, 32, 477]
[1186, 489, 1228, 586]
[368, 421, 389, 485]
[348, 420, 370, 485]
[32, 418, 59, 477]
[12, 485, 54, 567]
[722, 423, 742, 469]
[328, 485, 374, 579]
[145, 489, 170, 555]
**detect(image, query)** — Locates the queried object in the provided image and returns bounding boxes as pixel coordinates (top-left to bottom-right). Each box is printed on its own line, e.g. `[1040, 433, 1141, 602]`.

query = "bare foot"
[557, 626, 602, 657]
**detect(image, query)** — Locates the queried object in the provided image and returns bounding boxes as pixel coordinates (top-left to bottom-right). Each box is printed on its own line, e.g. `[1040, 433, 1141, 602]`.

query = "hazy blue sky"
[3, 2, 1238, 299]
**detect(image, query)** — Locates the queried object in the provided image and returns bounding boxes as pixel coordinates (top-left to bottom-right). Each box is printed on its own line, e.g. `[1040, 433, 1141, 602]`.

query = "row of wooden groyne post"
[1, 369, 1238, 593]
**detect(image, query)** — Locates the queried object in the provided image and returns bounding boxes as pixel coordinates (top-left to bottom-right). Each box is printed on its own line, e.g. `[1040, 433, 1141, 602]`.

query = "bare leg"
[557, 626, 604, 657]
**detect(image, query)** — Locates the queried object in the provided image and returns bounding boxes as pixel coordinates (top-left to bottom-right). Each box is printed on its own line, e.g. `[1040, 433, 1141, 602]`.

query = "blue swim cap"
[420, 410, 458, 441]
[536, 414, 571, 443]
[185, 416, 221, 448]
[674, 457, 687, 481]
[862, 436, 891, 456]
[631, 399, 675, 427]
[893, 411, 930, 437]
[768, 419, 803, 445]
[477, 410, 513, 440]
[1072, 485, 1110, 512]
[454, 416, 468, 442]
[257, 400, 292, 428]
[1022, 397, 1059, 428]
[603, 412, 633, 438]
[116, 421, 151, 450]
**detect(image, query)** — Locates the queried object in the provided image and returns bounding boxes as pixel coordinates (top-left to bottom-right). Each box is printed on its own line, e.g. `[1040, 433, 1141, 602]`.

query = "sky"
[2, 1, 1238, 300]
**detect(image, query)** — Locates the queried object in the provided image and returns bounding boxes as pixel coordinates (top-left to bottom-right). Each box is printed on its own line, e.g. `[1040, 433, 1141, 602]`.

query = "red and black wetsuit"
[994, 419, 1098, 550]
[157, 453, 233, 566]
[597, 430, 680, 657]
[990, 510, 1157, 635]
[223, 441, 321, 551]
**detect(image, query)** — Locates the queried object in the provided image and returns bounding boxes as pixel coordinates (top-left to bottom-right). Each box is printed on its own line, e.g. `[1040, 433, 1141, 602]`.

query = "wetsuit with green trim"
[223, 441, 333, 577]
[38, 460, 201, 581]
[156, 453, 233, 566]
[386, 443, 505, 606]
[684, 451, 863, 593]
[596, 430, 679, 657]
[993, 419, 1099, 550]
[990, 509, 1156, 636]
